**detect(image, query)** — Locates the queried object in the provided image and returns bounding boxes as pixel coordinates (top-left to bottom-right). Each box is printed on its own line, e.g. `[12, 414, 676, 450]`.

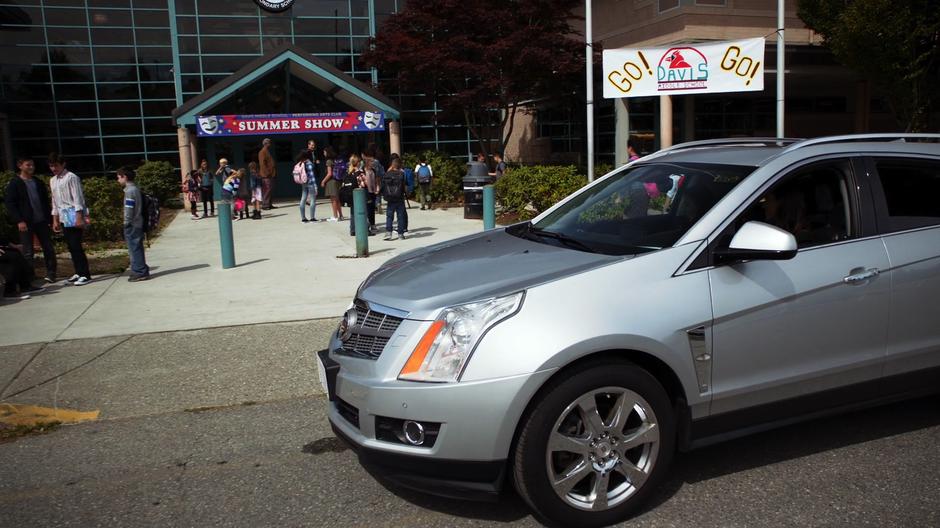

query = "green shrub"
[82, 176, 124, 242]
[1, 171, 125, 243]
[594, 163, 615, 180]
[401, 150, 464, 203]
[135, 160, 180, 207]
[494, 165, 588, 220]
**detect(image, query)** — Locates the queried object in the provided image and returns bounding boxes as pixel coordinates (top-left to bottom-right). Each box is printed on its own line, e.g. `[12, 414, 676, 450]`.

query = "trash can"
[463, 161, 492, 219]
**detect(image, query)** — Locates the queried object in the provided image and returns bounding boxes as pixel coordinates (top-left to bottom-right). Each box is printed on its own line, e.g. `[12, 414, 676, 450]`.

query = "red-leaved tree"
[363, 0, 585, 158]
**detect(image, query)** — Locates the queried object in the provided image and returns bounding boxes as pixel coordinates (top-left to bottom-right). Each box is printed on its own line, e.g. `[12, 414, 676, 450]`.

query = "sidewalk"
[0, 200, 482, 347]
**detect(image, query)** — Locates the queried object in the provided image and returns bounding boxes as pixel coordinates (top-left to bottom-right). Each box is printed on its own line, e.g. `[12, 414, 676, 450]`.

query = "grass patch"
[0, 421, 61, 443]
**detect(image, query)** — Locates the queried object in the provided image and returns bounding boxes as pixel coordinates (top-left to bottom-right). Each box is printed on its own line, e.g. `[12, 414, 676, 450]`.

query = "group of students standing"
[180, 137, 435, 243]
[292, 140, 428, 241]
[2, 153, 93, 296]
[2, 152, 154, 299]
[183, 158, 263, 221]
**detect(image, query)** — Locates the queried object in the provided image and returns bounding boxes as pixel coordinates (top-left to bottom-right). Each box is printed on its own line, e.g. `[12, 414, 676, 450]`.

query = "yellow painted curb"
[0, 403, 99, 426]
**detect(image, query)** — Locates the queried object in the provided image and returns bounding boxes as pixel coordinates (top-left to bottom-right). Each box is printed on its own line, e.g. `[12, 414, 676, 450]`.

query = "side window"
[874, 158, 940, 232]
[728, 160, 855, 249]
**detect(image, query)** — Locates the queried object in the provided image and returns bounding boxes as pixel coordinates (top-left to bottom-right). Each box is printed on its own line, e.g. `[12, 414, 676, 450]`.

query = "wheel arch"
[508, 349, 692, 463]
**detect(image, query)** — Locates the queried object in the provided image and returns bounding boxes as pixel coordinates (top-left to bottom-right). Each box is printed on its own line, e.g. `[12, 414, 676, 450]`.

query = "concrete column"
[684, 96, 695, 143]
[177, 127, 194, 209]
[189, 130, 199, 171]
[388, 120, 402, 156]
[659, 94, 673, 149]
[614, 98, 630, 167]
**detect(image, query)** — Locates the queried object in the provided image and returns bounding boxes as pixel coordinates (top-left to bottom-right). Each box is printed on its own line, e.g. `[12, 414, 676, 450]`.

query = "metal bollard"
[353, 188, 369, 257]
[215, 175, 236, 269]
[218, 199, 236, 268]
[483, 184, 495, 230]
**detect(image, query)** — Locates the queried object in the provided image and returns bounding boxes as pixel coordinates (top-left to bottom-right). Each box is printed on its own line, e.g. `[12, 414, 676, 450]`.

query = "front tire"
[512, 361, 675, 527]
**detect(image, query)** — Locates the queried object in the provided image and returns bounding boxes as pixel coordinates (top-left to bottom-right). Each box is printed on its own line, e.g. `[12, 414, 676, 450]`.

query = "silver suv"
[317, 134, 940, 527]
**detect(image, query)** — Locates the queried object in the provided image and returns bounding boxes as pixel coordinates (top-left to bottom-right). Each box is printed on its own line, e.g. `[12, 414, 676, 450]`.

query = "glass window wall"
[2, 1, 486, 172]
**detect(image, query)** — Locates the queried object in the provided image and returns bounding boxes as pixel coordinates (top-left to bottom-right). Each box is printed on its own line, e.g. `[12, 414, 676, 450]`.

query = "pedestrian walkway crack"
[52, 273, 122, 342]
[0, 343, 47, 400]
[0, 335, 133, 401]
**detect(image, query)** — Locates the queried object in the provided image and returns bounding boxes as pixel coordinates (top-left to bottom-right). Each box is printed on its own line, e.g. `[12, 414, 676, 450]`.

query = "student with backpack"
[321, 146, 345, 222]
[293, 149, 317, 223]
[117, 166, 150, 282]
[184, 170, 201, 220]
[248, 161, 262, 220]
[380, 158, 408, 240]
[342, 154, 367, 237]
[197, 159, 214, 218]
[235, 165, 252, 220]
[414, 157, 433, 210]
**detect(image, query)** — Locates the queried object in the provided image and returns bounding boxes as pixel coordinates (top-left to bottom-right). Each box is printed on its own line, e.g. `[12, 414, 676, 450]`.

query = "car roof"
[645, 145, 784, 167]
[639, 134, 940, 168]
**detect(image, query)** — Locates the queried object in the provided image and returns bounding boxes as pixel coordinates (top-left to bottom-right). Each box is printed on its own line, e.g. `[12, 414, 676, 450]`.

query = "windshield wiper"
[528, 225, 597, 253]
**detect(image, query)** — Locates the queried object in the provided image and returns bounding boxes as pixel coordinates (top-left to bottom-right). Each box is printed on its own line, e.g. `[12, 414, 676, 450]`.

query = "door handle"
[843, 267, 880, 284]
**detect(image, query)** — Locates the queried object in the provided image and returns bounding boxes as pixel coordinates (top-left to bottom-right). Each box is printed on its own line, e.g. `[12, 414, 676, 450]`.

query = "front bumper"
[331, 420, 506, 501]
[318, 348, 556, 500]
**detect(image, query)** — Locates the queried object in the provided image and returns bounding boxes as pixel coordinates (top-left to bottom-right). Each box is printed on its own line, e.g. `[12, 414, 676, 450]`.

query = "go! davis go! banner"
[602, 38, 765, 99]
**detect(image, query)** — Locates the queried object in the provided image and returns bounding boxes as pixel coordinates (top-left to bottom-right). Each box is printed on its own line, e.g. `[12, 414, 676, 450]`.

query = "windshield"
[508, 162, 755, 256]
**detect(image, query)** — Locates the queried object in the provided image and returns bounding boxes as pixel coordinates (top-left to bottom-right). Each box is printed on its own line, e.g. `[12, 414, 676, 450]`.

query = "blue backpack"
[404, 168, 415, 193]
[416, 163, 432, 183]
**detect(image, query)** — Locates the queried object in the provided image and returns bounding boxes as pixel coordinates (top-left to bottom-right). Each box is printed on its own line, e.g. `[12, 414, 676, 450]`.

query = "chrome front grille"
[339, 300, 404, 360]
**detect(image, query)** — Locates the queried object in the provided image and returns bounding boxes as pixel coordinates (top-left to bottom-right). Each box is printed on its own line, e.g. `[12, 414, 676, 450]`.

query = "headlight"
[398, 292, 525, 382]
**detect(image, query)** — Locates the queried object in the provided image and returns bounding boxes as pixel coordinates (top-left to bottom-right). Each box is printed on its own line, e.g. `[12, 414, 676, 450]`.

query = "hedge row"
[491, 162, 621, 220]
[0, 161, 178, 243]
[400, 150, 465, 203]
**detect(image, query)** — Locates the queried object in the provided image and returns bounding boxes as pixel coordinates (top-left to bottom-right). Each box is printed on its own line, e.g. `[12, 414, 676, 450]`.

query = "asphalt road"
[1, 322, 939, 527]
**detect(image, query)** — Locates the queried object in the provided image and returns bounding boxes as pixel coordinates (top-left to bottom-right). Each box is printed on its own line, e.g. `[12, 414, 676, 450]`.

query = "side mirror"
[714, 221, 798, 265]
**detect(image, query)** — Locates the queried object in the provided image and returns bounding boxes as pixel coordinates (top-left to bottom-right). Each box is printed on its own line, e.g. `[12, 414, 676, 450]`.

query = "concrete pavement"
[0, 199, 482, 347]
[1, 320, 938, 527]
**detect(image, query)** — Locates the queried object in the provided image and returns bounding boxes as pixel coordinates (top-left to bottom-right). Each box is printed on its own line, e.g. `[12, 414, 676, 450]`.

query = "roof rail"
[662, 137, 801, 152]
[639, 137, 801, 162]
[782, 133, 940, 154]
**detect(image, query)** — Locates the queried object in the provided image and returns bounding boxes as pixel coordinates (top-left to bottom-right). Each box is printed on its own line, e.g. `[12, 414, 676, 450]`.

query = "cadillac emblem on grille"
[337, 300, 404, 360]
[339, 307, 357, 341]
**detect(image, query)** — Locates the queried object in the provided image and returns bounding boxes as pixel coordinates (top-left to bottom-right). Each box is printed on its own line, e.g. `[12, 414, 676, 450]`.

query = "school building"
[505, 0, 925, 166]
[0, 0, 928, 185]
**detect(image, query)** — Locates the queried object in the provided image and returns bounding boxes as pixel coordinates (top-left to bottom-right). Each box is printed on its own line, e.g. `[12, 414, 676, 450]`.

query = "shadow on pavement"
[354, 395, 940, 525]
[407, 227, 437, 233]
[235, 259, 270, 268]
[149, 263, 211, 279]
[374, 474, 531, 524]
[639, 394, 940, 515]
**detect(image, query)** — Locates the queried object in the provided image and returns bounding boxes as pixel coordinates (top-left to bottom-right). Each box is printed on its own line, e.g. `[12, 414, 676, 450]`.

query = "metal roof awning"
[172, 44, 400, 127]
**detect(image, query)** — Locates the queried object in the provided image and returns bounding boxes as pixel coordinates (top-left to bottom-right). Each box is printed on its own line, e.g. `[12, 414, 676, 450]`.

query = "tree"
[363, 0, 585, 158]
[798, 0, 940, 132]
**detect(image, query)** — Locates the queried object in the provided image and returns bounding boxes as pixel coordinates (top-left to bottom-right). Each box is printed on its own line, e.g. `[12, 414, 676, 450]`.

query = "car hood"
[358, 228, 622, 318]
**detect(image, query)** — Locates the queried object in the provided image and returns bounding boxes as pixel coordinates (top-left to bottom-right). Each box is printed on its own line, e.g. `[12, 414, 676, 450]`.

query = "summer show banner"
[602, 38, 765, 98]
[195, 111, 385, 137]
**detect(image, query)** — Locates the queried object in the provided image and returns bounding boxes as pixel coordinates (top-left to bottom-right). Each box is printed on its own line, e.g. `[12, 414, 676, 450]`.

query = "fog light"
[403, 420, 426, 446]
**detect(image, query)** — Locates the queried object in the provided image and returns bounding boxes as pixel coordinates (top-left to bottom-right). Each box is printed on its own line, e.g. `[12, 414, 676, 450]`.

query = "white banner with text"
[602, 38, 765, 98]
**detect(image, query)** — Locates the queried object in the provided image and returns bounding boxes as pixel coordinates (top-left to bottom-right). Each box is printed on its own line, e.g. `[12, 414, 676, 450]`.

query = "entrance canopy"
[172, 44, 400, 128]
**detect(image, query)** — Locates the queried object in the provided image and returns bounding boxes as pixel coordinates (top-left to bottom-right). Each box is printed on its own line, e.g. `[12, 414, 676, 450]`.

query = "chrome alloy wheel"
[545, 386, 660, 511]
